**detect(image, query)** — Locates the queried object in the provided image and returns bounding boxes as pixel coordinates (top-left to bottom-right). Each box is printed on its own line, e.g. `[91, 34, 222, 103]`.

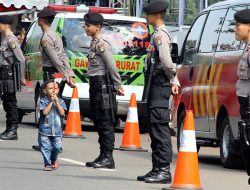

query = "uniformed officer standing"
[38, 7, 75, 87]
[137, 1, 180, 184]
[0, 16, 27, 140]
[32, 7, 76, 151]
[234, 9, 250, 179]
[84, 12, 124, 169]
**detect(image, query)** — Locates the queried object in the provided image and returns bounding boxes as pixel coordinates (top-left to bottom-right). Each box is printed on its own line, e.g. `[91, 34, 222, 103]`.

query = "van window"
[199, 9, 227, 53]
[23, 22, 36, 54]
[217, 7, 249, 52]
[181, 13, 207, 65]
[62, 18, 150, 55]
[24, 18, 59, 54]
[29, 22, 43, 53]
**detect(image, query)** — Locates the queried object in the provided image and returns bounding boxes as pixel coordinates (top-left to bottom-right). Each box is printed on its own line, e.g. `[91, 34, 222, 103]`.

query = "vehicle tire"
[220, 116, 242, 169]
[18, 109, 24, 123]
[177, 109, 200, 153]
[35, 89, 41, 127]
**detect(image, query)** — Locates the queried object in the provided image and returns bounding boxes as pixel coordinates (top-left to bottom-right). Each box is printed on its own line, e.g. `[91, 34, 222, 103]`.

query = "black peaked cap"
[38, 7, 56, 18]
[84, 12, 104, 25]
[0, 15, 13, 25]
[234, 9, 250, 24]
[143, 0, 168, 14]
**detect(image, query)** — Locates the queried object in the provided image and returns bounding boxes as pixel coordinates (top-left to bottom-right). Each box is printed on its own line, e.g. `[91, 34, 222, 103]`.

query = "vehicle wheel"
[35, 90, 41, 127]
[18, 109, 24, 123]
[177, 109, 200, 152]
[220, 116, 242, 169]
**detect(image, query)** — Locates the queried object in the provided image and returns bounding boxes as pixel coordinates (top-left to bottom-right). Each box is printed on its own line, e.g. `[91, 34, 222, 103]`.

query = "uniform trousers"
[149, 84, 172, 168]
[89, 75, 115, 154]
[1, 92, 19, 128]
[238, 96, 250, 175]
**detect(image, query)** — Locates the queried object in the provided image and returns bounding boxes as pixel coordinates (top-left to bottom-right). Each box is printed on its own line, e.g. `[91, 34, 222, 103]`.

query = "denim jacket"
[39, 96, 67, 136]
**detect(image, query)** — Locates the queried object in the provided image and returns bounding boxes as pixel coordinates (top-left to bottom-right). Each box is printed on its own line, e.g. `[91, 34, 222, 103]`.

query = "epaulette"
[6, 35, 16, 49]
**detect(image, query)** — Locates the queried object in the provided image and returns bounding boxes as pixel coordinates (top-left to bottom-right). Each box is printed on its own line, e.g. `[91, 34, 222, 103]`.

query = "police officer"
[84, 12, 124, 169]
[137, 1, 180, 184]
[32, 7, 76, 151]
[0, 16, 27, 140]
[234, 9, 250, 179]
[38, 7, 75, 86]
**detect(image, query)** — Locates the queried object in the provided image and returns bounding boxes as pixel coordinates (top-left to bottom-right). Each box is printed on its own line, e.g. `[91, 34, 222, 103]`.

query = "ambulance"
[173, 0, 250, 168]
[16, 5, 152, 132]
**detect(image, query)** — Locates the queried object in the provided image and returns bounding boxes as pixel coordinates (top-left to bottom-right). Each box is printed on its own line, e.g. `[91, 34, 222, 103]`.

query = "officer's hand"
[117, 86, 125, 96]
[21, 79, 27, 86]
[172, 84, 179, 95]
[67, 77, 76, 88]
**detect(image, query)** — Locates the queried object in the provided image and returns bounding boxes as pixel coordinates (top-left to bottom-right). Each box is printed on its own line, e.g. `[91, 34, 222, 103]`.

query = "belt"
[89, 75, 108, 84]
[43, 67, 57, 73]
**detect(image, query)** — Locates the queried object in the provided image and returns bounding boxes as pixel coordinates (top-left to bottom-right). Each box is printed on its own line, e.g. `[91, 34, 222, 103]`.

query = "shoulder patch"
[10, 41, 16, 49]
[41, 40, 48, 48]
[156, 36, 162, 45]
[98, 43, 105, 53]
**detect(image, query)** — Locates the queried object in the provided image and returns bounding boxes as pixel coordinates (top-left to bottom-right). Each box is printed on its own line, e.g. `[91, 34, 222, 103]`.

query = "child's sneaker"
[44, 166, 52, 171]
[52, 160, 59, 170]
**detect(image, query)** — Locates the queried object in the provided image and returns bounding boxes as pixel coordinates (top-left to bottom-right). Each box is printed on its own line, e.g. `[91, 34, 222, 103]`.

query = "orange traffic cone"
[163, 110, 202, 190]
[63, 87, 84, 138]
[116, 93, 147, 152]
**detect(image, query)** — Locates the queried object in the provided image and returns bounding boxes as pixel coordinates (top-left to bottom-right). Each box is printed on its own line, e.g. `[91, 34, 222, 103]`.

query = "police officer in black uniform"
[84, 13, 124, 169]
[32, 7, 76, 151]
[0, 16, 27, 140]
[234, 9, 250, 182]
[137, 1, 180, 184]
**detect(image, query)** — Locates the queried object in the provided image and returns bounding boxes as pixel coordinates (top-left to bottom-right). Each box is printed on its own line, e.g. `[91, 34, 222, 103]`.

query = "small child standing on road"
[38, 80, 67, 171]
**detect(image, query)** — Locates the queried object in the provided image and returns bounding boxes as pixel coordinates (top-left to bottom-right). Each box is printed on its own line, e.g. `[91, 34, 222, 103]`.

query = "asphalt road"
[0, 110, 249, 190]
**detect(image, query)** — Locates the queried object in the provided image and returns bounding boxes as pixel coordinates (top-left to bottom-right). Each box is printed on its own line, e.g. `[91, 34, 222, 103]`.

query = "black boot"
[0, 125, 18, 140]
[145, 165, 172, 184]
[0, 129, 8, 137]
[137, 167, 159, 181]
[93, 153, 115, 169]
[86, 153, 104, 167]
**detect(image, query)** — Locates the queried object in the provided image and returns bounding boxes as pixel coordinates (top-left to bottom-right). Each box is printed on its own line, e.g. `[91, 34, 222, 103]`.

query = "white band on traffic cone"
[179, 130, 197, 152]
[126, 107, 138, 122]
[69, 98, 80, 112]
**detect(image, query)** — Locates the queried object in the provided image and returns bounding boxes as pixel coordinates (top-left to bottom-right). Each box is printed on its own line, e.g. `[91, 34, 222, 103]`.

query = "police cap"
[38, 7, 56, 18]
[84, 12, 104, 25]
[0, 16, 13, 25]
[234, 9, 250, 24]
[143, 0, 168, 14]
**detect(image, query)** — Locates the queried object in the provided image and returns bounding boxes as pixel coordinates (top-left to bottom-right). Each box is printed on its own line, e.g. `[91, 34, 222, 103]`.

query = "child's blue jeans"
[38, 134, 62, 167]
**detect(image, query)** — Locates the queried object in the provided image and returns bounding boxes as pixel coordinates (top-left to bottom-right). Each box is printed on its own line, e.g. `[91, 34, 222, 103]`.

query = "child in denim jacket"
[38, 80, 67, 171]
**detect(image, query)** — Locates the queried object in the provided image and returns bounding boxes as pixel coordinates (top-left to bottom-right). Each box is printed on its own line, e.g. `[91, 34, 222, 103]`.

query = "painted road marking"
[59, 158, 85, 166]
[59, 158, 117, 172]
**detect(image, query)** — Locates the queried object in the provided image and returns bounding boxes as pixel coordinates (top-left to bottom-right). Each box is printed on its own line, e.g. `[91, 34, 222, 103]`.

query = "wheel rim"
[35, 96, 40, 124]
[222, 124, 230, 159]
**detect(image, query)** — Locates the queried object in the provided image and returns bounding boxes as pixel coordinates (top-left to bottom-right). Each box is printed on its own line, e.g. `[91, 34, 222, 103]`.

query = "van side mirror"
[171, 43, 178, 63]
[183, 48, 197, 65]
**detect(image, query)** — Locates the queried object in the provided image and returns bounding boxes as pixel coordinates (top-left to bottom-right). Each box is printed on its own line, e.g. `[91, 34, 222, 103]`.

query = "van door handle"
[207, 65, 211, 80]
[189, 67, 193, 81]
